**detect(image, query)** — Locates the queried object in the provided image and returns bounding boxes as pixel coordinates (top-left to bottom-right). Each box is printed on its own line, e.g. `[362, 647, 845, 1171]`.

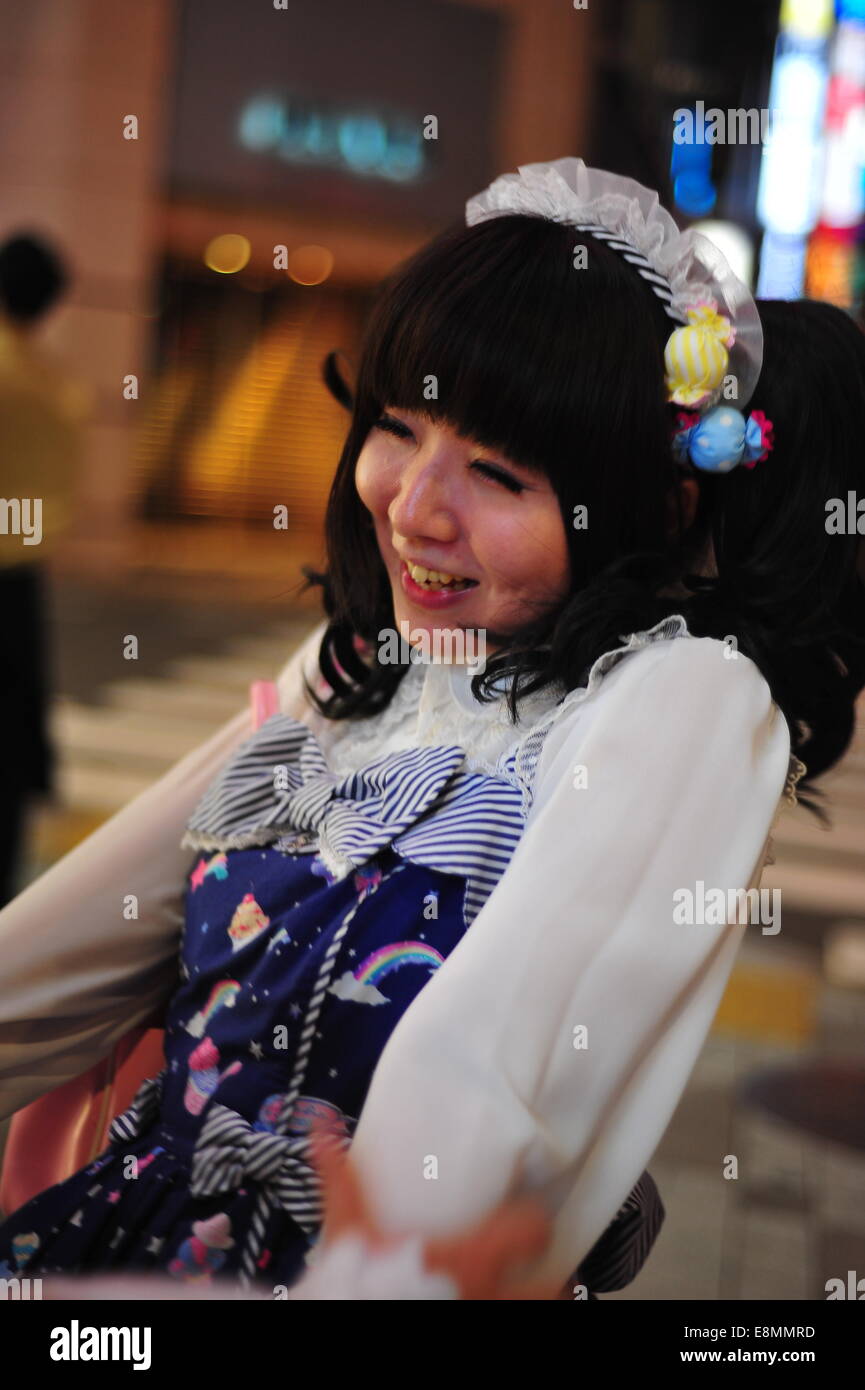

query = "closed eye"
[471, 462, 525, 495]
[373, 415, 526, 494]
[373, 414, 414, 441]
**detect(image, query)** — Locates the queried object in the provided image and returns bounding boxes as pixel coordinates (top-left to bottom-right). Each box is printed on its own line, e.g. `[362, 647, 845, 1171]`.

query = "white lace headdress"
[465, 157, 772, 473]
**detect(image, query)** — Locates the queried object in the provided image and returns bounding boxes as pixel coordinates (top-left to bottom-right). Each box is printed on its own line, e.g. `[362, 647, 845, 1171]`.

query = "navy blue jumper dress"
[0, 684, 663, 1293]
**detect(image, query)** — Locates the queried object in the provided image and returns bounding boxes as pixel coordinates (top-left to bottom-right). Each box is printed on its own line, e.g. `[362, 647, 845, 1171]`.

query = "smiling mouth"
[403, 560, 479, 592]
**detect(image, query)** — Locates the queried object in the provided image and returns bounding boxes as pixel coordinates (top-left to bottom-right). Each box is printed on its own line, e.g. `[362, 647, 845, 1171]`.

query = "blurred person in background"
[0, 232, 89, 906]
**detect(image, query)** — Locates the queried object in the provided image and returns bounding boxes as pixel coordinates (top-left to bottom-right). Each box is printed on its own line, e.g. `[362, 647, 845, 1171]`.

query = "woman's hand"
[309, 1120, 561, 1300]
[36, 1122, 561, 1301]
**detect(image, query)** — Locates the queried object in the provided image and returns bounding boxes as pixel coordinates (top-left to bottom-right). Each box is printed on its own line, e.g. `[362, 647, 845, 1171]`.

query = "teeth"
[407, 562, 471, 588]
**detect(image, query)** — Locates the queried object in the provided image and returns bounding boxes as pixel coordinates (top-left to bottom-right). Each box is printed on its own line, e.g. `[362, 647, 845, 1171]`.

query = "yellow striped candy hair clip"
[664, 298, 736, 407]
[465, 157, 765, 423]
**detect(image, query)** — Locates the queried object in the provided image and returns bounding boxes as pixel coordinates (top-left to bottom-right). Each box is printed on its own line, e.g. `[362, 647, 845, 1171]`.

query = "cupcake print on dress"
[168, 1212, 235, 1283]
[184, 1037, 242, 1115]
[227, 894, 270, 953]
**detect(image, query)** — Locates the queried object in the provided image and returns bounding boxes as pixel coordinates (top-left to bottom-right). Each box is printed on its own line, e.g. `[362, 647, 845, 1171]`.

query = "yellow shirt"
[0, 319, 91, 567]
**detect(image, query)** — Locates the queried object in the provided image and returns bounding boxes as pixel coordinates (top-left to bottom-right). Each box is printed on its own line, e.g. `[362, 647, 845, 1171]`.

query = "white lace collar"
[310, 657, 566, 778]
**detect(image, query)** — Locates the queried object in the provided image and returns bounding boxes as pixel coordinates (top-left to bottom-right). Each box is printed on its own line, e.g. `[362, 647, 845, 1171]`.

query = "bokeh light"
[204, 234, 252, 274]
[286, 244, 334, 285]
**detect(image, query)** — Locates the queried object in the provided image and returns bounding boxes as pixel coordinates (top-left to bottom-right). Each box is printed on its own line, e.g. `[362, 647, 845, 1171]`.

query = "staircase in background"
[28, 619, 317, 873]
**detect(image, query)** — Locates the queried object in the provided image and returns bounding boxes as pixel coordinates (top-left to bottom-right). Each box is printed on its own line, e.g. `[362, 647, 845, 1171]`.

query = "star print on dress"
[227, 893, 270, 952]
[328, 941, 445, 1006]
[183, 978, 241, 1037]
[189, 852, 229, 892]
[189, 858, 207, 892]
[184, 1037, 243, 1115]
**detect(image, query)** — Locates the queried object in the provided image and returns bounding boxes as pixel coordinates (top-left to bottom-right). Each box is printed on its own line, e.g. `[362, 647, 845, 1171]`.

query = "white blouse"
[346, 628, 794, 1289]
[0, 617, 794, 1294]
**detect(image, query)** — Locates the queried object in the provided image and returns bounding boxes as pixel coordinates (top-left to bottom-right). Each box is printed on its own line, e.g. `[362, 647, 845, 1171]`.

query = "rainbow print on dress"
[328, 940, 445, 1007]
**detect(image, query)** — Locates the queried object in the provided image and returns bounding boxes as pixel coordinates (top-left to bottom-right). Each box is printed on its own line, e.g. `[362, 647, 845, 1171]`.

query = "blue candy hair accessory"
[673, 407, 774, 474]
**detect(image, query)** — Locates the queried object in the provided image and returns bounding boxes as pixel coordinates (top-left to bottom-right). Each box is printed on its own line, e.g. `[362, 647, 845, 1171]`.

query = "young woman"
[0, 158, 862, 1300]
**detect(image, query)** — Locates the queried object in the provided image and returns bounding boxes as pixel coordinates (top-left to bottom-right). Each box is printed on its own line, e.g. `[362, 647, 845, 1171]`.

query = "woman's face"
[355, 407, 571, 654]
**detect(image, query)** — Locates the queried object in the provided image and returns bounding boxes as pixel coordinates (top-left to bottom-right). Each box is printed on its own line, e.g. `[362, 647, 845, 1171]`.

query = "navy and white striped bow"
[182, 715, 465, 861]
[108, 1071, 165, 1146]
[189, 1102, 349, 1233]
[181, 714, 529, 928]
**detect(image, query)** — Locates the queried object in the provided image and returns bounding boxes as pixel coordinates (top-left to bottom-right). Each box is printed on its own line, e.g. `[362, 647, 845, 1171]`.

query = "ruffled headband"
[465, 157, 773, 475]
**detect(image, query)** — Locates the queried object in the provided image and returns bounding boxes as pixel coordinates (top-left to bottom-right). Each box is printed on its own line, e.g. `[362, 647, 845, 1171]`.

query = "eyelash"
[372, 415, 525, 495]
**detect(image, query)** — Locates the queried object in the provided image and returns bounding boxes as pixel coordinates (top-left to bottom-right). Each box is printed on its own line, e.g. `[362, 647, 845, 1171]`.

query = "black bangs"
[355, 214, 675, 493]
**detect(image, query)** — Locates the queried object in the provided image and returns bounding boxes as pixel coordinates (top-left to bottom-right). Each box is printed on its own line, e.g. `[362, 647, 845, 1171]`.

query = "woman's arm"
[0, 618, 326, 1121]
[346, 634, 792, 1289]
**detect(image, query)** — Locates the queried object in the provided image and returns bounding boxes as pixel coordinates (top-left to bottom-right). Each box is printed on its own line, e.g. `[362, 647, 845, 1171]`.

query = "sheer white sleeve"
[346, 634, 792, 1288]
[0, 619, 327, 1121]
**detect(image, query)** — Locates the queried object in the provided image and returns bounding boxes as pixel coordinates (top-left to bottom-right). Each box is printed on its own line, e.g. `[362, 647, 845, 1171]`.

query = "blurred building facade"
[2, 0, 863, 578]
[0, 0, 596, 579]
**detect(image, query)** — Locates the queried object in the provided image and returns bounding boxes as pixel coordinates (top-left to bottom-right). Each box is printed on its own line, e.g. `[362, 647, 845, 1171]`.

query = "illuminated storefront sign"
[238, 93, 427, 182]
[756, 0, 834, 295]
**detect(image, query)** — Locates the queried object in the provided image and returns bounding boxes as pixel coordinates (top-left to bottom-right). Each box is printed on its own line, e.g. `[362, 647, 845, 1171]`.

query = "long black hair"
[299, 214, 865, 823]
